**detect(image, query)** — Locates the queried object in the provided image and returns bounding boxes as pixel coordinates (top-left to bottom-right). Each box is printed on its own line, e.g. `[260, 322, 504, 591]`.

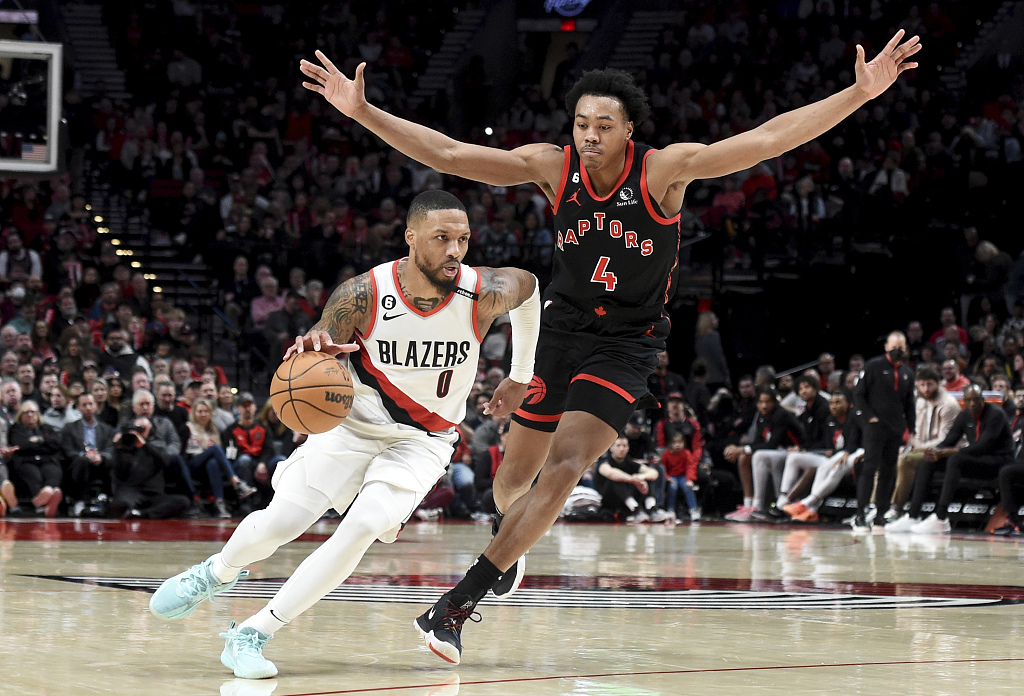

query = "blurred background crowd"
[0, 0, 1021, 520]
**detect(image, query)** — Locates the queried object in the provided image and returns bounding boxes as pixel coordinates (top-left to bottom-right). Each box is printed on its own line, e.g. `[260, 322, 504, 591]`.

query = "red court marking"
[275, 657, 1024, 695]
[0, 519, 338, 543]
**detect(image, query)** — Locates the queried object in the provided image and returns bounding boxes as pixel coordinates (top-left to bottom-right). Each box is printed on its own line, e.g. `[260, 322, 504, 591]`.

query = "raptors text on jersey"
[549, 140, 681, 327]
[351, 260, 482, 432]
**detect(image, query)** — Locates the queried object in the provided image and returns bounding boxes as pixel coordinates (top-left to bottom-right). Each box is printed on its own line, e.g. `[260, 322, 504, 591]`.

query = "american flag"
[21, 143, 47, 162]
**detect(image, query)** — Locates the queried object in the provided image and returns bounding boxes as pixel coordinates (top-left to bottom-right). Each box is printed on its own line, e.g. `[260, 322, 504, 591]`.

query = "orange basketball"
[269, 351, 354, 434]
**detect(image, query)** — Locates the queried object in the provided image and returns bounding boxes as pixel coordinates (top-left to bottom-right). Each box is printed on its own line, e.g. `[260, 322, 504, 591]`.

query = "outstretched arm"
[300, 52, 564, 195]
[285, 272, 374, 359]
[649, 30, 922, 185]
[475, 267, 540, 418]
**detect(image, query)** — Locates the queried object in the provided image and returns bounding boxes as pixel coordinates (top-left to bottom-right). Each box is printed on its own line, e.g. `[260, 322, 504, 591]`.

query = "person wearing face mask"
[850, 331, 916, 532]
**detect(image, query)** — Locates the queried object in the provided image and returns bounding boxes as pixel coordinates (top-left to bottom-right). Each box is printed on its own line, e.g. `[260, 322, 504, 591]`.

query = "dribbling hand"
[300, 51, 367, 117]
[284, 330, 360, 361]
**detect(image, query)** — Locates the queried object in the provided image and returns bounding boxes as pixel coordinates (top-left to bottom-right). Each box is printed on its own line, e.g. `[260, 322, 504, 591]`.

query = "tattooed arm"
[475, 267, 538, 334]
[283, 272, 374, 360]
[476, 267, 541, 418]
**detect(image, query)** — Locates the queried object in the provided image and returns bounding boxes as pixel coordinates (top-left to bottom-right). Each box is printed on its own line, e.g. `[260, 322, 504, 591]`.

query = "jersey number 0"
[436, 369, 454, 398]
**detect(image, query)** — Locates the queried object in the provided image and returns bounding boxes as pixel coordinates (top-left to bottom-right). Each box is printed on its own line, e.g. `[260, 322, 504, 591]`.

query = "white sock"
[752, 498, 763, 510]
[625, 497, 639, 512]
[777, 494, 790, 508]
[644, 496, 656, 510]
[241, 606, 289, 637]
[743, 497, 753, 508]
[210, 553, 243, 584]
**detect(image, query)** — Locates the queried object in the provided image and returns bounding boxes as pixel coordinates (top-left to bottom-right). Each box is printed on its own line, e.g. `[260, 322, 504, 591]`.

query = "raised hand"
[855, 29, 922, 100]
[300, 50, 367, 117]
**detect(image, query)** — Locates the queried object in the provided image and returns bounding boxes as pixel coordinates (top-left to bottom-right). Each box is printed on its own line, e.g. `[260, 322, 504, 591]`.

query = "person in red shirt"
[929, 306, 969, 347]
[655, 393, 703, 461]
[662, 432, 701, 522]
[222, 393, 271, 509]
[941, 359, 971, 392]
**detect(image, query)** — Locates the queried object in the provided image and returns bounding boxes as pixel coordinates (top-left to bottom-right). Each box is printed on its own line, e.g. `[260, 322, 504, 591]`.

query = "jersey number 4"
[590, 256, 618, 291]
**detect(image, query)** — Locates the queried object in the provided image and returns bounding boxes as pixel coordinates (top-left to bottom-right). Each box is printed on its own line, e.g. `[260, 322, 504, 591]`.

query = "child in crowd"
[662, 432, 701, 522]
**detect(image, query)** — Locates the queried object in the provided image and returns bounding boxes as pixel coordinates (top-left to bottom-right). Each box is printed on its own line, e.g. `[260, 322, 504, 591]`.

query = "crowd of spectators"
[408, 303, 1011, 530]
[527, 303, 1024, 531]
[1, 0, 1023, 523]
[594, 0, 1023, 279]
[0, 284, 307, 517]
[60, 0, 1019, 302]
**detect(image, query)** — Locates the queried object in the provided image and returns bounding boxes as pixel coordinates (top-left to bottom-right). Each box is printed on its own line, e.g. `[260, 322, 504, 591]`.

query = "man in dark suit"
[62, 392, 115, 515]
[852, 331, 916, 531]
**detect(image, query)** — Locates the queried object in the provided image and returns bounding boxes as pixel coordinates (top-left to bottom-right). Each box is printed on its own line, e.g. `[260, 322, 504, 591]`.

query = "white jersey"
[349, 259, 482, 433]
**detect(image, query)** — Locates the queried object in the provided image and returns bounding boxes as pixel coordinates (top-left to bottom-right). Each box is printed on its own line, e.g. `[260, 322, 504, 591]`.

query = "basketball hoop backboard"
[0, 39, 62, 174]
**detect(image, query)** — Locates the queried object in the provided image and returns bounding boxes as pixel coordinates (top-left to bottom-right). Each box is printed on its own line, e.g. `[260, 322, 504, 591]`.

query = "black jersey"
[547, 140, 681, 335]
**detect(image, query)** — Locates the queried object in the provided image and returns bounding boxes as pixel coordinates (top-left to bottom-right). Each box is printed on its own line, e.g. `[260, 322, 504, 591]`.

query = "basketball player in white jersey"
[148, 190, 540, 679]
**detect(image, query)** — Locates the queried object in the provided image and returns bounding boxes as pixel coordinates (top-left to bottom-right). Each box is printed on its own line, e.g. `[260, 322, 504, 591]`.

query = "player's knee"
[542, 455, 591, 497]
[495, 462, 534, 493]
[342, 483, 405, 542]
[345, 513, 391, 543]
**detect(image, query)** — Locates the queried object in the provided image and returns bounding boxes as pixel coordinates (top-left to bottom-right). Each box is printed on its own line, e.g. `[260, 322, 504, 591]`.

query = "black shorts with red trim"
[512, 325, 664, 434]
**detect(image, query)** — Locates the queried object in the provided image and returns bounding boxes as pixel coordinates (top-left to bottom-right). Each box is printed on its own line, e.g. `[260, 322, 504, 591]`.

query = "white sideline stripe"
[63, 577, 999, 610]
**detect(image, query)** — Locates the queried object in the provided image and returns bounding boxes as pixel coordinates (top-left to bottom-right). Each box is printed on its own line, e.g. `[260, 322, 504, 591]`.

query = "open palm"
[299, 50, 367, 117]
[855, 29, 922, 99]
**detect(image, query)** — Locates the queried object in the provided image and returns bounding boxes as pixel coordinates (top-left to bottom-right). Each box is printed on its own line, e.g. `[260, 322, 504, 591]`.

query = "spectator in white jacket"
[890, 365, 962, 514]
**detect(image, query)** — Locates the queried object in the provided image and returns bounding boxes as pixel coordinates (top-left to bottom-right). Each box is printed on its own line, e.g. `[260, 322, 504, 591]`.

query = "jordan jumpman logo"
[565, 189, 582, 206]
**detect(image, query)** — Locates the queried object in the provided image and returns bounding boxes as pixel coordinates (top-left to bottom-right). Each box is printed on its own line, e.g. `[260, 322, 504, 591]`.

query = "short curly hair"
[564, 69, 651, 125]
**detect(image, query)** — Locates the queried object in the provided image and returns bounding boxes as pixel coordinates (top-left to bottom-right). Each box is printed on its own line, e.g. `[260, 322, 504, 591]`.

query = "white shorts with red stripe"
[272, 404, 458, 517]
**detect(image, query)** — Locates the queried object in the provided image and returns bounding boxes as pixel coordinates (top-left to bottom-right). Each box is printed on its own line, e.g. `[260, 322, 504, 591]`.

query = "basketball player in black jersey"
[301, 29, 922, 664]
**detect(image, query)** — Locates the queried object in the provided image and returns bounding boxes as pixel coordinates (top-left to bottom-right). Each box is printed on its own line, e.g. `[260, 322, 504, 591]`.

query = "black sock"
[452, 554, 502, 603]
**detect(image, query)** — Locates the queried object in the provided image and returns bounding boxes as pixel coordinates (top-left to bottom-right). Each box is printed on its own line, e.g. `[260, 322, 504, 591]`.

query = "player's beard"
[415, 255, 459, 295]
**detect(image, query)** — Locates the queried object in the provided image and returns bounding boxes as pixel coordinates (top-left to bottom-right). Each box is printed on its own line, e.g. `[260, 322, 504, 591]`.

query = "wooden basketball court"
[2, 517, 1023, 695]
